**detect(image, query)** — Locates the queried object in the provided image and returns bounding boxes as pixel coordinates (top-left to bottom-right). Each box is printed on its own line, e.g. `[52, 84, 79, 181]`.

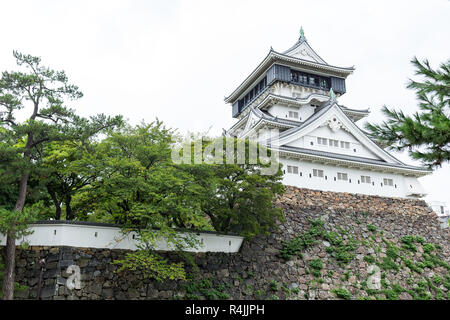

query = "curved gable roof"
[272, 99, 406, 165]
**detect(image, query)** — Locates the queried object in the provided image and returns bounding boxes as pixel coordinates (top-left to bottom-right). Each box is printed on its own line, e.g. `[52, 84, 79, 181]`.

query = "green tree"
[75, 121, 211, 229]
[180, 137, 285, 238]
[40, 140, 104, 220]
[0, 51, 122, 299]
[81, 125, 285, 281]
[78, 121, 211, 281]
[365, 57, 450, 168]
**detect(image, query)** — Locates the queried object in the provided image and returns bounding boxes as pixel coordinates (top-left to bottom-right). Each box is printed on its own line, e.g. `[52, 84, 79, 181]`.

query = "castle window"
[319, 78, 328, 89]
[383, 178, 394, 186]
[291, 72, 299, 82]
[337, 172, 348, 181]
[361, 176, 371, 184]
[329, 139, 339, 147]
[287, 165, 298, 174]
[313, 169, 324, 178]
[340, 141, 350, 149]
[289, 111, 299, 118]
[317, 137, 327, 145]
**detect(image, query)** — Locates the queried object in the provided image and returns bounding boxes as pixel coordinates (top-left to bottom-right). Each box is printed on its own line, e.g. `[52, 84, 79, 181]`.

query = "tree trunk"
[65, 194, 73, 220]
[2, 231, 16, 300]
[47, 186, 61, 220]
[2, 172, 29, 300]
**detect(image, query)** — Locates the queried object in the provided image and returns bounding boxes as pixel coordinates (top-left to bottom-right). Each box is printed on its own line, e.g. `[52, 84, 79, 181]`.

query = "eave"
[273, 146, 431, 177]
[225, 49, 354, 104]
[236, 91, 367, 122]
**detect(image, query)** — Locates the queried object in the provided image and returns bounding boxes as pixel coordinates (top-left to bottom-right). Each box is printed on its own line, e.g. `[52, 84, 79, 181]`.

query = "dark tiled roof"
[252, 107, 303, 127]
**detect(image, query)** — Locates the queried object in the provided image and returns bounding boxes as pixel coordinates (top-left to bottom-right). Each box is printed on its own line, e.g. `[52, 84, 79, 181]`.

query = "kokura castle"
[224, 28, 431, 199]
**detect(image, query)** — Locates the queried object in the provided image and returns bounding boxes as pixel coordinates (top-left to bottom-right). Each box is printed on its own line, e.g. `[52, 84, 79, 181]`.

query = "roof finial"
[299, 26, 305, 40]
[329, 88, 336, 101]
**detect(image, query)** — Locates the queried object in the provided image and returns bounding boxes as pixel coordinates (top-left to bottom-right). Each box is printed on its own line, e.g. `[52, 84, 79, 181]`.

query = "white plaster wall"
[429, 201, 449, 217]
[287, 126, 381, 160]
[280, 158, 425, 198]
[271, 84, 292, 97]
[267, 104, 315, 121]
[0, 224, 244, 253]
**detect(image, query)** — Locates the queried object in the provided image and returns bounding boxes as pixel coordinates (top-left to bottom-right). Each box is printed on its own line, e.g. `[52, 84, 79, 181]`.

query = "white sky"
[0, 0, 449, 205]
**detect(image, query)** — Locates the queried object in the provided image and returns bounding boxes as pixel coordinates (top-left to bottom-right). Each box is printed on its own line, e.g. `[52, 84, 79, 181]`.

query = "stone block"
[40, 285, 56, 299]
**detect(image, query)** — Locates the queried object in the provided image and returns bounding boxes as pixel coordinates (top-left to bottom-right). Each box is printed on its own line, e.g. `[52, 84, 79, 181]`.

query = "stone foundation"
[12, 186, 450, 300]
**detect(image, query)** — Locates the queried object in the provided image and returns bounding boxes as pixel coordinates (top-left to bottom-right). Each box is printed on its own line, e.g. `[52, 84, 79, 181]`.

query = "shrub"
[400, 235, 417, 252]
[309, 259, 324, 278]
[269, 280, 279, 291]
[332, 287, 351, 300]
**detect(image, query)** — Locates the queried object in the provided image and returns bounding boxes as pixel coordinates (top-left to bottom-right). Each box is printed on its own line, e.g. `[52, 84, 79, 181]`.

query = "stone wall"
[13, 186, 450, 300]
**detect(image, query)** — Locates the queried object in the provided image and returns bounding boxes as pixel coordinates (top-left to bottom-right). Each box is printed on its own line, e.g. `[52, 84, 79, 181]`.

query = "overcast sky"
[1, 0, 449, 205]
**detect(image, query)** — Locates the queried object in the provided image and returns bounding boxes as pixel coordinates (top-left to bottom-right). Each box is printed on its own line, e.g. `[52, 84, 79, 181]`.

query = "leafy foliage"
[279, 219, 324, 260]
[332, 287, 351, 300]
[187, 137, 285, 238]
[112, 250, 186, 282]
[365, 57, 450, 168]
[1, 51, 286, 295]
[0, 50, 122, 299]
[308, 259, 324, 278]
[0, 207, 37, 237]
[400, 235, 418, 252]
[180, 275, 231, 300]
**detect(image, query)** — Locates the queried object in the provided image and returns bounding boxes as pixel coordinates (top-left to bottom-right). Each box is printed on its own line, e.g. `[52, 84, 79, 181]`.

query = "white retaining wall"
[0, 222, 244, 253]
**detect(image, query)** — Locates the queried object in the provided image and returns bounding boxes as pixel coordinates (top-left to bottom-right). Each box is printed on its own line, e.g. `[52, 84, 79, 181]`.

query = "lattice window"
[288, 111, 299, 119]
[329, 139, 339, 147]
[337, 172, 348, 181]
[361, 176, 371, 184]
[287, 165, 299, 174]
[313, 169, 324, 178]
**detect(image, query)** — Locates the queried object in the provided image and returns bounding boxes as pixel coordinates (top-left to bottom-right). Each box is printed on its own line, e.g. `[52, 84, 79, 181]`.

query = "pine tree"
[0, 51, 122, 299]
[365, 57, 450, 168]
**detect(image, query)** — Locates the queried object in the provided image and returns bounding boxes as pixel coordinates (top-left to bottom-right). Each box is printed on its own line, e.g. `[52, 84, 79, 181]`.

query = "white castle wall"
[267, 104, 315, 121]
[0, 222, 244, 253]
[285, 125, 381, 160]
[280, 158, 424, 198]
